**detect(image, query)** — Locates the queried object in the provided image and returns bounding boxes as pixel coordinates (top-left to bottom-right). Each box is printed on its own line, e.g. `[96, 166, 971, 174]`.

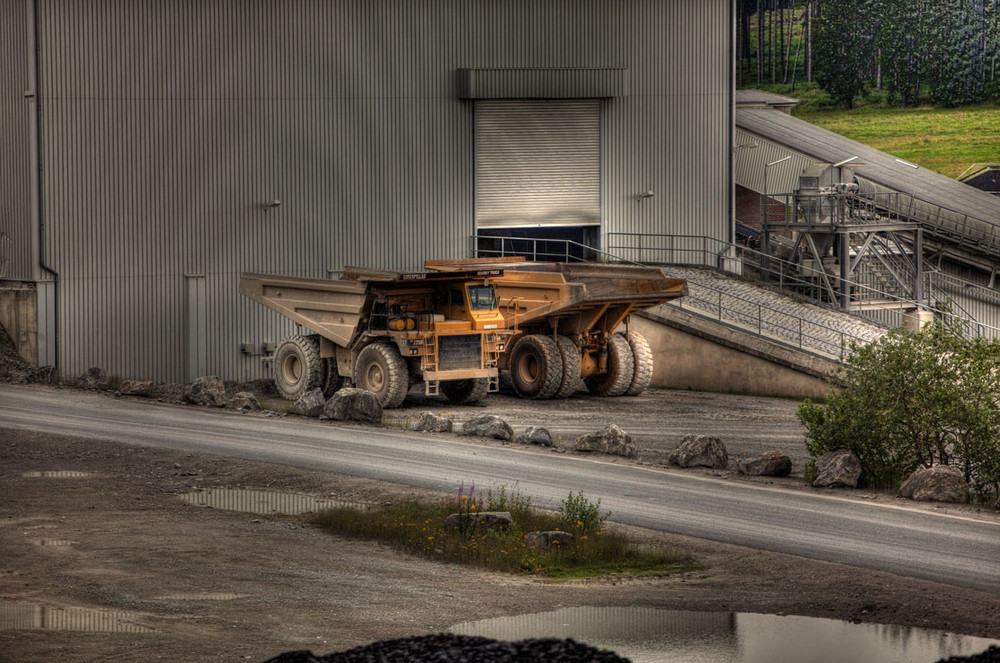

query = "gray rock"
[323, 387, 383, 423]
[813, 449, 862, 488]
[459, 414, 513, 441]
[77, 367, 109, 391]
[409, 412, 452, 433]
[515, 426, 553, 447]
[444, 511, 513, 532]
[118, 379, 154, 396]
[26, 366, 58, 384]
[227, 391, 261, 412]
[739, 450, 792, 477]
[291, 388, 327, 417]
[525, 530, 575, 550]
[185, 375, 227, 407]
[667, 434, 728, 468]
[573, 424, 637, 458]
[899, 465, 969, 503]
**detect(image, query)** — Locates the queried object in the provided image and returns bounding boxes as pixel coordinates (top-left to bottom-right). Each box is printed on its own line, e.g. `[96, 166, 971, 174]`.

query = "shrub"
[798, 321, 1000, 500]
[559, 491, 609, 536]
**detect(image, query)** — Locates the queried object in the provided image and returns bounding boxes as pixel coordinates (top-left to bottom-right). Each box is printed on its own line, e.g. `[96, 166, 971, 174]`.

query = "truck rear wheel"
[441, 378, 489, 405]
[622, 330, 653, 396]
[355, 342, 409, 408]
[273, 335, 324, 401]
[586, 333, 635, 397]
[509, 334, 564, 399]
[554, 335, 582, 399]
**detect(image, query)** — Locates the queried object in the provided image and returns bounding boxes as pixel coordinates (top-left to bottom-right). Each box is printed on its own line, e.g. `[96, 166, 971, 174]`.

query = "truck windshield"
[467, 285, 498, 311]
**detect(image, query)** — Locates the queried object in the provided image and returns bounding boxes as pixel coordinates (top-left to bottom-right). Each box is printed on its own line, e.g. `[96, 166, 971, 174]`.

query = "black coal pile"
[263, 634, 630, 663]
[938, 646, 1000, 663]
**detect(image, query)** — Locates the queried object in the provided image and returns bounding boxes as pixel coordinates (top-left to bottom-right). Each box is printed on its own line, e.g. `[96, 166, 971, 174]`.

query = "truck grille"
[438, 335, 482, 371]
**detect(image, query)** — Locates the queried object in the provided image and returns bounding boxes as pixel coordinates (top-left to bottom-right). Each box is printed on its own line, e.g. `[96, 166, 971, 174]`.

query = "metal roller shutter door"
[476, 100, 600, 229]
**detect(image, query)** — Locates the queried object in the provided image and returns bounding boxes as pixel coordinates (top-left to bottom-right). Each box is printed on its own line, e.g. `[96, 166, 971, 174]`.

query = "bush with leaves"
[798, 321, 1000, 501]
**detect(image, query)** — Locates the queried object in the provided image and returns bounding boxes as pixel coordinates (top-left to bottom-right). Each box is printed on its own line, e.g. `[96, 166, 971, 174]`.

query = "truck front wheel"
[273, 335, 324, 401]
[509, 334, 564, 399]
[355, 343, 409, 408]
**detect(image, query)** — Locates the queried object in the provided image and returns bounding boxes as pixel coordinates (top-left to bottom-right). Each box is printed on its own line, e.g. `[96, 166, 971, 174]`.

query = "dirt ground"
[1, 328, 999, 662]
[2, 414, 1000, 663]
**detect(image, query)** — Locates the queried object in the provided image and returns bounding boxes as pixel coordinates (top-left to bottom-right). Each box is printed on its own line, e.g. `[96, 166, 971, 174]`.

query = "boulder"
[667, 434, 728, 468]
[291, 388, 327, 417]
[227, 391, 261, 412]
[444, 511, 513, 532]
[77, 367, 109, 391]
[323, 388, 383, 423]
[185, 375, 227, 407]
[459, 415, 513, 441]
[409, 412, 452, 433]
[812, 449, 862, 488]
[739, 450, 792, 477]
[525, 530, 575, 550]
[899, 465, 969, 503]
[573, 424, 637, 458]
[118, 379, 154, 396]
[515, 426, 553, 447]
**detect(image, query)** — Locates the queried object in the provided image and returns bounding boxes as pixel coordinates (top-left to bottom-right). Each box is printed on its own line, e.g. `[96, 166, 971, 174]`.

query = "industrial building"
[1, 0, 734, 384]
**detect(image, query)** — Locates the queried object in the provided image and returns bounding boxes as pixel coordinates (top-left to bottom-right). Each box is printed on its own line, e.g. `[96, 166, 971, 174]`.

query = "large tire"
[273, 335, 324, 401]
[354, 342, 409, 408]
[554, 335, 583, 399]
[441, 378, 489, 405]
[322, 357, 343, 397]
[508, 334, 564, 400]
[622, 330, 653, 396]
[586, 333, 635, 397]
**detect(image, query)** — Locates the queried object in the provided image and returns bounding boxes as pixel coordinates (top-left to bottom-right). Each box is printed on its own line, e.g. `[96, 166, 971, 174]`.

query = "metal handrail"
[605, 232, 1000, 340]
[474, 234, 876, 361]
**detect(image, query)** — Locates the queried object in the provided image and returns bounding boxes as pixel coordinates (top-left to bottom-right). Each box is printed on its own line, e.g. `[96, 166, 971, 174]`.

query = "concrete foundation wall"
[0, 282, 38, 365]
[633, 311, 835, 400]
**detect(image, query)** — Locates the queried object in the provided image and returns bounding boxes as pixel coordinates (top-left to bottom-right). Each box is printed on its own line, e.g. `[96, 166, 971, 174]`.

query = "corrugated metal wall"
[0, 2, 34, 282]
[22, 0, 731, 382]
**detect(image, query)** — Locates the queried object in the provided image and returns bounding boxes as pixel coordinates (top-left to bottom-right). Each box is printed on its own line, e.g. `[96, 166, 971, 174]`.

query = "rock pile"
[262, 634, 631, 663]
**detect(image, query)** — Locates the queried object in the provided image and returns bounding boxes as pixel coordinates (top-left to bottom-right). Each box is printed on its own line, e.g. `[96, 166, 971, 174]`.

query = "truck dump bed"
[423, 258, 687, 330]
[239, 273, 368, 348]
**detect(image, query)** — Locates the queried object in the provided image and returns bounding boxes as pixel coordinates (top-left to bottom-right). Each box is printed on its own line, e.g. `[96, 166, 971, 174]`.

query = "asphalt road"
[1, 383, 997, 594]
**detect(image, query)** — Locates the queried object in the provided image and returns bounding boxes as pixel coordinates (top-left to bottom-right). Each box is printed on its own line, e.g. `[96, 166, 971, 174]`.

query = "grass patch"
[792, 103, 1000, 179]
[304, 486, 697, 580]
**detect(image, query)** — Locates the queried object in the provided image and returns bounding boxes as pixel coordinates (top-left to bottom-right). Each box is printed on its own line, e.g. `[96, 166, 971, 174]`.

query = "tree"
[798, 321, 1000, 502]
[813, 0, 875, 107]
[927, 0, 986, 105]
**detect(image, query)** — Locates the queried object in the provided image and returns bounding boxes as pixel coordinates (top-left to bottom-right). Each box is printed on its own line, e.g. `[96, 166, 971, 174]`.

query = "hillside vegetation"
[793, 102, 1000, 179]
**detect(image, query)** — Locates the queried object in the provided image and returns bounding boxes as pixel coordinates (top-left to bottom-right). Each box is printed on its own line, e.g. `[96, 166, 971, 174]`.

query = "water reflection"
[21, 470, 96, 478]
[0, 601, 151, 633]
[451, 607, 999, 663]
[179, 488, 368, 516]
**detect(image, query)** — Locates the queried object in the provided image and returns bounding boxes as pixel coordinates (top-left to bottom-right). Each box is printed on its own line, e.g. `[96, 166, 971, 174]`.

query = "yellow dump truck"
[424, 258, 687, 399]
[239, 269, 517, 408]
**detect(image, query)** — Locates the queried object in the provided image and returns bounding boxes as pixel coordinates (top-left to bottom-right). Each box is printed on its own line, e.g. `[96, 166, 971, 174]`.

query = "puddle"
[21, 471, 97, 479]
[0, 601, 152, 633]
[155, 592, 248, 601]
[450, 607, 999, 663]
[178, 488, 369, 516]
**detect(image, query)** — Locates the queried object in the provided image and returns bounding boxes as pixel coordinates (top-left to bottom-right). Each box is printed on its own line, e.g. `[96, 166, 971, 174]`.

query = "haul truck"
[424, 258, 688, 399]
[239, 269, 517, 408]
